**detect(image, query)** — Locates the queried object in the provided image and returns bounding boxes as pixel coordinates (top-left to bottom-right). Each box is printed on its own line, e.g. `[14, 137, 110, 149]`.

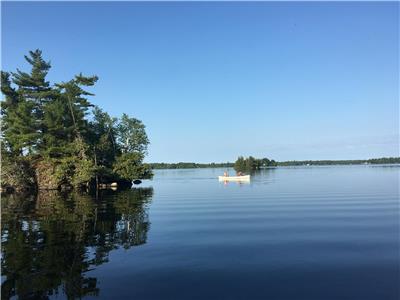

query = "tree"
[43, 74, 97, 158]
[10, 49, 55, 153]
[41, 94, 75, 157]
[1, 70, 38, 155]
[54, 74, 97, 139]
[234, 156, 246, 172]
[89, 107, 118, 167]
[117, 114, 149, 155]
[261, 158, 270, 166]
[2, 100, 38, 155]
[113, 152, 153, 181]
[246, 156, 256, 170]
[1, 72, 20, 154]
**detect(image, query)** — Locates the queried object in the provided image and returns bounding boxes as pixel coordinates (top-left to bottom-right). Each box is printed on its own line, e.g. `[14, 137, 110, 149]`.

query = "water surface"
[2, 165, 399, 299]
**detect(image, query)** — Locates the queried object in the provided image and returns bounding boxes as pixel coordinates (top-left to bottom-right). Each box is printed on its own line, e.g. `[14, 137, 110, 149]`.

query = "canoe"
[218, 175, 250, 181]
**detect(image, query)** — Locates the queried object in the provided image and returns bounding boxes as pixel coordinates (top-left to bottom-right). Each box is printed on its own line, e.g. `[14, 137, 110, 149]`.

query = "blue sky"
[2, 2, 399, 162]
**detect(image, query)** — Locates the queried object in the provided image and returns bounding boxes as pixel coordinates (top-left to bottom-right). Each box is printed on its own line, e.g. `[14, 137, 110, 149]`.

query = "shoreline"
[149, 158, 400, 170]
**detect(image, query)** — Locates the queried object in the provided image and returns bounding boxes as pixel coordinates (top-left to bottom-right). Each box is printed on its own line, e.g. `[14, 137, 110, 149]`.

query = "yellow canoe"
[218, 175, 250, 181]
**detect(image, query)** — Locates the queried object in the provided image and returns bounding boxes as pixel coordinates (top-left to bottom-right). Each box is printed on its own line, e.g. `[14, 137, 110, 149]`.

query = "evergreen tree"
[1, 72, 22, 154]
[54, 74, 97, 139]
[10, 49, 54, 152]
[41, 94, 74, 157]
[0, 72, 19, 109]
[5, 100, 39, 155]
[42, 74, 97, 157]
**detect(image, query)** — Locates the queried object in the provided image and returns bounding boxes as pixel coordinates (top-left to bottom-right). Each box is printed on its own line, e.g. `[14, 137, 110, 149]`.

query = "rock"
[133, 179, 142, 185]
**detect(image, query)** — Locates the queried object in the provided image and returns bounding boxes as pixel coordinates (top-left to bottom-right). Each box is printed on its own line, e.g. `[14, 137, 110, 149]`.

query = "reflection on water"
[1, 166, 399, 300]
[1, 188, 153, 299]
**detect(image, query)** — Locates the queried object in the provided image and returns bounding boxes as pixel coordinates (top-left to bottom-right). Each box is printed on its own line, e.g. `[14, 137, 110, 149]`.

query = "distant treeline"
[277, 157, 400, 166]
[150, 157, 400, 169]
[150, 162, 234, 169]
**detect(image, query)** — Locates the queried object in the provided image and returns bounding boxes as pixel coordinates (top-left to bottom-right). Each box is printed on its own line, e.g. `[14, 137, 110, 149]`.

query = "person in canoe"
[237, 171, 244, 176]
[223, 171, 229, 177]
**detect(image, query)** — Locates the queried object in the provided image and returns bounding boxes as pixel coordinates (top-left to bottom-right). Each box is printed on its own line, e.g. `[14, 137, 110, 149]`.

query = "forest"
[277, 157, 400, 166]
[1, 50, 152, 192]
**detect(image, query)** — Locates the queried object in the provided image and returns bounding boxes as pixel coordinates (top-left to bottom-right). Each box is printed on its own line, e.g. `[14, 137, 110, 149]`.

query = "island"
[1, 50, 153, 193]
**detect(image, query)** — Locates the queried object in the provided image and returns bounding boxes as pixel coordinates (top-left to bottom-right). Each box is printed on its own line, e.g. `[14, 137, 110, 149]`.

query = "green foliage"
[7, 50, 55, 154]
[117, 113, 149, 154]
[367, 157, 400, 164]
[89, 107, 118, 167]
[113, 152, 153, 181]
[1, 50, 152, 191]
[54, 157, 75, 186]
[41, 97, 75, 157]
[234, 156, 277, 172]
[1, 152, 36, 192]
[234, 156, 246, 172]
[72, 158, 96, 187]
[53, 156, 95, 188]
[4, 100, 39, 154]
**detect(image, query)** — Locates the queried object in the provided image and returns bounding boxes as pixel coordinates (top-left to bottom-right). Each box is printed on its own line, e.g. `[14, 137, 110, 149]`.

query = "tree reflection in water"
[1, 188, 153, 299]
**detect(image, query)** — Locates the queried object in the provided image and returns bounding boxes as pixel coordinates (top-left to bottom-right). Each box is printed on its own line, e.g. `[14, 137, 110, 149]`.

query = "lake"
[1, 165, 399, 300]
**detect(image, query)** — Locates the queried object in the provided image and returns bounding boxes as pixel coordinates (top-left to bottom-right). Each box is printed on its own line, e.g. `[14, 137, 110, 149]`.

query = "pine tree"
[43, 74, 97, 157]
[1, 71, 22, 154]
[5, 100, 39, 155]
[41, 94, 75, 157]
[7, 50, 54, 153]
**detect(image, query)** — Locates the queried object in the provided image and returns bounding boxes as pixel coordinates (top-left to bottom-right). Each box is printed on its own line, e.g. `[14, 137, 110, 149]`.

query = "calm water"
[1, 165, 399, 299]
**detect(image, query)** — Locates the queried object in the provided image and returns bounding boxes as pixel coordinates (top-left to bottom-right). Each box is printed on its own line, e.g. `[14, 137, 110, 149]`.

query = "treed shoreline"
[150, 157, 400, 169]
[1, 50, 152, 193]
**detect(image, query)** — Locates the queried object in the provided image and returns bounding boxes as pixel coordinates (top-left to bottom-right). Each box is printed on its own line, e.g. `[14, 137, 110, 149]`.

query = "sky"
[2, 1, 399, 162]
